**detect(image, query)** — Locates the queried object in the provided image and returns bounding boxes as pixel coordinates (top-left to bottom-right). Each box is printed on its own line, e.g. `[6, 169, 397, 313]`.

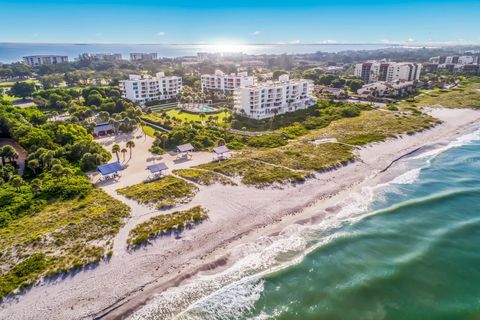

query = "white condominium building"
[23, 55, 68, 66]
[234, 75, 317, 120]
[130, 53, 158, 61]
[119, 72, 182, 106]
[201, 70, 255, 91]
[354, 61, 422, 84]
[429, 55, 478, 65]
[86, 53, 123, 61]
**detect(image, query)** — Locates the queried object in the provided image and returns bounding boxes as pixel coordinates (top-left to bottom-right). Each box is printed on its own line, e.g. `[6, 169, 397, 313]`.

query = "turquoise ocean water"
[131, 127, 480, 320]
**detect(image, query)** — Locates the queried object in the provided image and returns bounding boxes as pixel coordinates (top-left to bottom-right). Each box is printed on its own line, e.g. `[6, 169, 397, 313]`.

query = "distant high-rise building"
[129, 53, 158, 61]
[354, 61, 422, 83]
[82, 53, 123, 61]
[429, 55, 478, 65]
[23, 55, 68, 66]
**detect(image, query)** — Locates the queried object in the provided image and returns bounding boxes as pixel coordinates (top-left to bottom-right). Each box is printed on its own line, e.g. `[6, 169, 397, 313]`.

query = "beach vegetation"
[0, 190, 130, 299]
[249, 142, 355, 171]
[398, 77, 480, 109]
[307, 110, 440, 146]
[196, 159, 307, 187]
[173, 168, 237, 186]
[127, 206, 208, 247]
[117, 175, 198, 209]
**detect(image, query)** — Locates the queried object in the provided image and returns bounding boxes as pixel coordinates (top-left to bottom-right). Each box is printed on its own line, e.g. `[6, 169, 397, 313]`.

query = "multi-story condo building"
[84, 53, 123, 61]
[354, 61, 422, 84]
[201, 70, 255, 91]
[130, 53, 158, 61]
[429, 55, 478, 65]
[234, 75, 316, 119]
[119, 72, 182, 106]
[23, 55, 68, 66]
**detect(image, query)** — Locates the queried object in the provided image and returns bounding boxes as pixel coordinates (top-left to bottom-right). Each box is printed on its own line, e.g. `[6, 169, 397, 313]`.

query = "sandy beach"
[1, 108, 480, 320]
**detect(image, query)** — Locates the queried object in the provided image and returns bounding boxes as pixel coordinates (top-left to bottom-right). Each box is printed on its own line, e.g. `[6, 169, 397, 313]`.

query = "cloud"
[252, 31, 261, 36]
[157, 31, 166, 36]
[288, 40, 301, 44]
[318, 39, 337, 44]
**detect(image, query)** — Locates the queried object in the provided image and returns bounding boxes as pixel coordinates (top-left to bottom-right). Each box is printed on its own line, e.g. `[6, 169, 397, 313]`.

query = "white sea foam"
[390, 168, 422, 185]
[411, 127, 480, 161]
[130, 127, 480, 320]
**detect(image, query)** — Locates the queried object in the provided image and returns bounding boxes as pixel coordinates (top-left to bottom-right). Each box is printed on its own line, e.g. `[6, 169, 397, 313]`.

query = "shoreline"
[1, 108, 480, 320]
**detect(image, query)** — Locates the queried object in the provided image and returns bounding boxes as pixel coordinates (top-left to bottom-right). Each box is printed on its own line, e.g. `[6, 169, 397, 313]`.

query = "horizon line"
[1, 41, 403, 46]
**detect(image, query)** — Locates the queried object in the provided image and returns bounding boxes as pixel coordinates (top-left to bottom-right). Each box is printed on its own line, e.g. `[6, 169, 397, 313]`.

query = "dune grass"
[307, 110, 440, 145]
[193, 108, 440, 187]
[127, 206, 208, 247]
[0, 190, 130, 299]
[249, 142, 355, 172]
[196, 159, 307, 188]
[398, 78, 480, 109]
[173, 168, 237, 186]
[117, 175, 198, 209]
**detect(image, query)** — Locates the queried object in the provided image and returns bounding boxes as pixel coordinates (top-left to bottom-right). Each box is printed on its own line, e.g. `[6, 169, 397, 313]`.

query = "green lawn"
[165, 108, 231, 125]
[142, 125, 156, 137]
[0, 94, 19, 102]
[0, 79, 38, 88]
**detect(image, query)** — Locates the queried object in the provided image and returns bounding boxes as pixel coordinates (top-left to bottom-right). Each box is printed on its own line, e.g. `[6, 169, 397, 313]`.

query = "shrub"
[247, 134, 287, 148]
[149, 146, 165, 155]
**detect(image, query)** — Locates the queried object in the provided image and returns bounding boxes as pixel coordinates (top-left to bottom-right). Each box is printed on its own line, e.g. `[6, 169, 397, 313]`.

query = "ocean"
[0, 43, 395, 63]
[129, 126, 480, 320]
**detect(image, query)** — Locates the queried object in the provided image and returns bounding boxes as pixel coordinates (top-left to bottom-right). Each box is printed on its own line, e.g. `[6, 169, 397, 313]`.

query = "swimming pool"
[182, 104, 218, 113]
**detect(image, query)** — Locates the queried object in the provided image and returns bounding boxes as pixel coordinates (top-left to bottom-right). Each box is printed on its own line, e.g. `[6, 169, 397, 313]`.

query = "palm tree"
[135, 116, 146, 139]
[0, 145, 17, 165]
[39, 151, 54, 169]
[99, 111, 110, 123]
[121, 148, 128, 162]
[126, 140, 135, 159]
[27, 159, 40, 175]
[160, 133, 168, 149]
[62, 167, 74, 182]
[199, 112, 206, 123]
[51, 164, 64, 181]
[109, 118, 119, 134]
[11, 176, 24, 191]
[112, 144, 121, 162]
[30, 178, 42, 194]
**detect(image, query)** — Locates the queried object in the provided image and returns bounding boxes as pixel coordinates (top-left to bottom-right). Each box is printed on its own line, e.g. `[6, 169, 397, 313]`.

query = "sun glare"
[208, 43, 248, 53]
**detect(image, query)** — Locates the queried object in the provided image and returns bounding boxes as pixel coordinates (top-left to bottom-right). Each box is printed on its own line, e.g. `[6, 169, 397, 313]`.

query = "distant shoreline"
[0, 43, 398, 63]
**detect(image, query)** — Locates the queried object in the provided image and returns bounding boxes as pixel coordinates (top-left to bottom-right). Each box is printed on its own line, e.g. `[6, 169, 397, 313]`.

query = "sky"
[1, 0, 479, 45]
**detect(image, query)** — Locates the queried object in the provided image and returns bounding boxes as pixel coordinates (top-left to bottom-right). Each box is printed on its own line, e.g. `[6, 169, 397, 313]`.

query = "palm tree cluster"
[0, 145, 19, 166]
[112, 140, 135, 162]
